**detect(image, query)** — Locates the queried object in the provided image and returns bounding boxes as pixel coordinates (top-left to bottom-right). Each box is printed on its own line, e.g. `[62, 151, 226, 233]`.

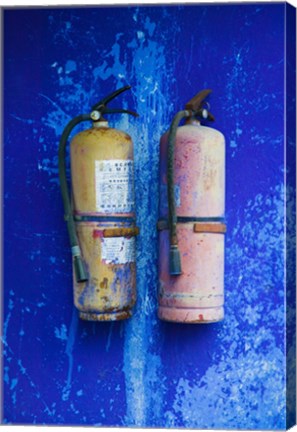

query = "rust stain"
[100, 277, 109, 289]
[79, 310, 132, 321]
[93, 230, 104, 239]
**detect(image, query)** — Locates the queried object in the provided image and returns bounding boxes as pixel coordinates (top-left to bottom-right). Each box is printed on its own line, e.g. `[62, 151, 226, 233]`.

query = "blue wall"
[3, 3, 295, 429]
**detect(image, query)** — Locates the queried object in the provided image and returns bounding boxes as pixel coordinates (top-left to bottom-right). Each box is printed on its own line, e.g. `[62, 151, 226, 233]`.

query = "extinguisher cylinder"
[158, 117, 226, 324]
[70, 124, 138, 321]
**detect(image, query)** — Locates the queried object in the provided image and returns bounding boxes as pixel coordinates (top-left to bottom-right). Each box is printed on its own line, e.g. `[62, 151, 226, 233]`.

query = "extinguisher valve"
[185, 89, 215, 122]
[169, 245, 182, 276]
[90, 110, 101, 121]
[91, 85, 139, 118]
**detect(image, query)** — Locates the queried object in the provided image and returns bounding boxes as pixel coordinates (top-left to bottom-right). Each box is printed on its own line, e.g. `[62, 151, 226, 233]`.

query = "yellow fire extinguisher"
[59, 86, 139, 321]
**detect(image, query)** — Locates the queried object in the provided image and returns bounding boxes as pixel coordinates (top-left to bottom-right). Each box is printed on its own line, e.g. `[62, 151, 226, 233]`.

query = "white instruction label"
[101, 237, 136, 264]
[95, 160, 134, 213]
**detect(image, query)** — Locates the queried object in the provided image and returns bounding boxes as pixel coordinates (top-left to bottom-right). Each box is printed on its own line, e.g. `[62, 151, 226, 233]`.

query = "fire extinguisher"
[158, 89, 226, 323]
[59, 85, 139, 321]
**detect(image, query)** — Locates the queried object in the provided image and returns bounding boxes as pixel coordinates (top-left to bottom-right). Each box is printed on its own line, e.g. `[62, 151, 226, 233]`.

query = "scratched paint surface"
[2, 4, 295, 429]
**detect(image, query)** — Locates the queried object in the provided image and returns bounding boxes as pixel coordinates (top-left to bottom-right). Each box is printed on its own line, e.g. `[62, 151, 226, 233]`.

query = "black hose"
[58, 113, 91, 283]
[167, 109, 191, 275]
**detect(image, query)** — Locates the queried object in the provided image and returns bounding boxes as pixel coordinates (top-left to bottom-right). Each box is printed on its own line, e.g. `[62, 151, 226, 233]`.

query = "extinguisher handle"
[185, 89, 215, 121]
[103, 108, 139, 117]
[91, 85, 133, 112]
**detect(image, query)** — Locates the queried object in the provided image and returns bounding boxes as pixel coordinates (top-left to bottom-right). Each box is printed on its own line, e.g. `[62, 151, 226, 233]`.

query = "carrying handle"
[92, 85, 131, 110]
[91, 85, 138, 118]
[103, 108, 139, 117]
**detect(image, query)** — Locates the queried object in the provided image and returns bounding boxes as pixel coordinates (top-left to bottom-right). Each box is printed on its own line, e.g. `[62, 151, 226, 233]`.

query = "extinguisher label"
[101, 237, 136, 264]
[95, 160, 134, 213]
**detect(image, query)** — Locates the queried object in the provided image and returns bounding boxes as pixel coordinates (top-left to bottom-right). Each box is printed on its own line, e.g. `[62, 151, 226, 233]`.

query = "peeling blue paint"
[3, 3, 295, 429]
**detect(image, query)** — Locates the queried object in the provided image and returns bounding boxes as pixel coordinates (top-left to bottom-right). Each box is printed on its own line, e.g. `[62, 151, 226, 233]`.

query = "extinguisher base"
[79, 309, 133, 322]
[158, 305, 224, 323]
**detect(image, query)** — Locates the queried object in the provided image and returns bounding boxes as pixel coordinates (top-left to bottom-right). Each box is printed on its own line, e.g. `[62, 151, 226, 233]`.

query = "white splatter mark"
[54, 324, 68, 341]
[62, 307, 78, 401]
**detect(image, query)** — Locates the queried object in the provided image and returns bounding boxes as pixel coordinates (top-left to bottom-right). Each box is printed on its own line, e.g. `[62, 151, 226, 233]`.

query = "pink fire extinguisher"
[158, 89, 226, 323]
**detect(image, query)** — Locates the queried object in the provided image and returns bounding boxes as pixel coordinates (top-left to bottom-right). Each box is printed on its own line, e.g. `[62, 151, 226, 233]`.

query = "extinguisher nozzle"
[169, 246, 182, 276]
[74, 255, 88, 283]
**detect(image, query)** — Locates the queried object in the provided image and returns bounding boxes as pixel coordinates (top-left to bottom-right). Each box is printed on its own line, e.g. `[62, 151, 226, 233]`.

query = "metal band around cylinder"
[102, 227, 139, 238]
[157, 218, 226, 234]
[193, 223, 226, 233]
[74, 215, 136, 223]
